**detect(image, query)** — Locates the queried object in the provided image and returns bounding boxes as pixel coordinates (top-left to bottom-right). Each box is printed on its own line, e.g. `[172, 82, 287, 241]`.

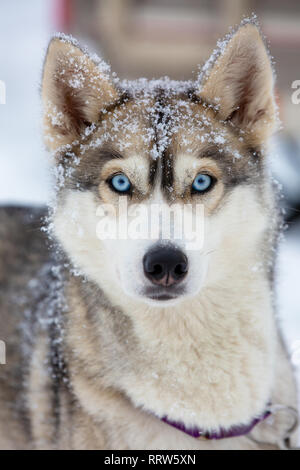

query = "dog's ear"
[198, 24, 276, 145]
[42, 36, 119, 151]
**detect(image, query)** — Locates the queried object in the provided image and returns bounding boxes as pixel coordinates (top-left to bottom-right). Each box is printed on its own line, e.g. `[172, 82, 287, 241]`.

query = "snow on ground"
[277, 223, 300, 374]
[277, 223, 300, 346]
[0, 0, 52, 205]
[0, 0, 299, 429]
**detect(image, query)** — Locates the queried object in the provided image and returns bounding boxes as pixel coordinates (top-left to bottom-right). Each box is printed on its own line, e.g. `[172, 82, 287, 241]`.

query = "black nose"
[143, 247, 188, 287]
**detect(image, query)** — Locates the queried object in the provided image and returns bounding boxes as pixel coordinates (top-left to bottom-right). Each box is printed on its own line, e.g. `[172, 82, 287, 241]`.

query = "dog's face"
[43, 25, 276, 309]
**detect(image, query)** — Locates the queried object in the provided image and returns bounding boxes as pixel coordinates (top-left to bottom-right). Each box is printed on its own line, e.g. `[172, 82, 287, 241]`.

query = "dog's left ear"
[198, 24, 276, 145]
[42, 36, 120, 151]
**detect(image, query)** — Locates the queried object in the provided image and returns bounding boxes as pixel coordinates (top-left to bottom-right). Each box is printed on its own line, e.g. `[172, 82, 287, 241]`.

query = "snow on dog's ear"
[42, 35, 119, 151]
[198, 23, 276, 146]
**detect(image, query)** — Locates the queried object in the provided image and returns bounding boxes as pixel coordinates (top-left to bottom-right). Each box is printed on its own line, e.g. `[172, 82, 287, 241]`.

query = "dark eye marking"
[98, 148, 124, 161]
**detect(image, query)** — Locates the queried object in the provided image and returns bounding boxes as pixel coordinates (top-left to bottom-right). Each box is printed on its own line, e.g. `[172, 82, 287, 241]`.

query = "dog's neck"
[65, 266, 276, 435]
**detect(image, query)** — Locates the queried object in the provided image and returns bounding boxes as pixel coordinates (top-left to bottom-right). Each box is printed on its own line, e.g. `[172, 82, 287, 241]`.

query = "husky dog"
[0, 20, 298, 450]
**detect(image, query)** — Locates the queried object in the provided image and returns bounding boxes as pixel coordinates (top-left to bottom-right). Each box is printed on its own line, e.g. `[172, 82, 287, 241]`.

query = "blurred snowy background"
[0, 0, 299, 407]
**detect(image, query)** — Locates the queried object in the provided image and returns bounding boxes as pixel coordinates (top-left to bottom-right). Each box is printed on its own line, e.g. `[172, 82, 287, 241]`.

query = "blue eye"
[192, 173, 213, 193]
[110, 173, 131, 193]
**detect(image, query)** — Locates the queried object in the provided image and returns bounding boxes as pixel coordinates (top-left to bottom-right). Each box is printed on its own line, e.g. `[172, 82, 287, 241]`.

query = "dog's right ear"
[42, 36, 120, 151]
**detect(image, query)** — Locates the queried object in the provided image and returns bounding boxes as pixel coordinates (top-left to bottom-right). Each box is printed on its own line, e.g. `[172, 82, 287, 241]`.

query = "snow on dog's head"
[42, 20, 278, 308]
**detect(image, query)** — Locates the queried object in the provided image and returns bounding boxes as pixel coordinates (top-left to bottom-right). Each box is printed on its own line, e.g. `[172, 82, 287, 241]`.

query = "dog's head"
[42, 23, 276, 309]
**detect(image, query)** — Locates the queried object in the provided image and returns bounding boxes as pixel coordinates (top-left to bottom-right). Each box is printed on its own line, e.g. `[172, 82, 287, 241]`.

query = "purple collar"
[161, 408, 271, 440]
